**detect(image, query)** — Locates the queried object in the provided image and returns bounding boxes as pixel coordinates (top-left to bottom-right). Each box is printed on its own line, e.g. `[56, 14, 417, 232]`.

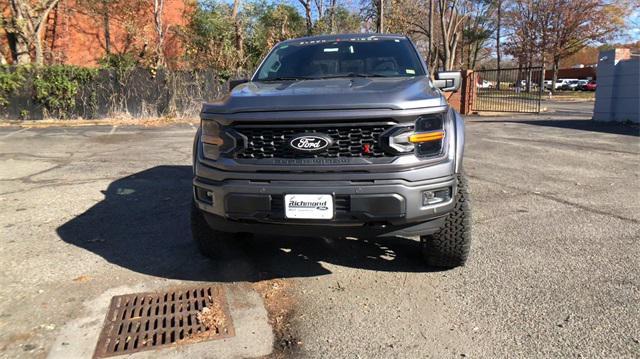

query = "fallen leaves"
[72, 275, 91, 283]
[195, 301, 227, 334]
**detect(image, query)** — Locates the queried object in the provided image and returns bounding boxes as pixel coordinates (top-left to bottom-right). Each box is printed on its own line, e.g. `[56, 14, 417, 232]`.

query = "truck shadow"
[56, 165, 435, 283]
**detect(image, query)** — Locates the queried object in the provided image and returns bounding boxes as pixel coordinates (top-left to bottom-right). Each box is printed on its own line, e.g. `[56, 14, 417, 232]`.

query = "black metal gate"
[472, 67, 543, 113]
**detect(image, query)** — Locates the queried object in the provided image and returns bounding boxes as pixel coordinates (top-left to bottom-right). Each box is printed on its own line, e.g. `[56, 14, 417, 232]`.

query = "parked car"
[561, 79, 581, 91]
[576, 79, 589, 90]
[517, 80, 539, 90]
[544, 80, 553, 89]
[477, 79, 495, 89]
[191, 34, 472, 268]
[556, 79, 577, 90]
[584, 80, 597, 91]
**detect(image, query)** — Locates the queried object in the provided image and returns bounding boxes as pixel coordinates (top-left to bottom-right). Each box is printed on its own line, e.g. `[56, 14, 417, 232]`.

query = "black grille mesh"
[233, 124, 392, 159]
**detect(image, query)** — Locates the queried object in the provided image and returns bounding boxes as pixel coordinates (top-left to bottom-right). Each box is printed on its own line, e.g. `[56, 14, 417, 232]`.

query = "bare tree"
[314, 0, 324, 19]
[297, 0, 313, 34]
[462, 0, 496, 69]
[495, 0, 501, 88]
[231, 0, 244, 65]
[152, 0, 165, 67]
[102, 0, 111, 54]
[505, 0, 628, 92]
[437, 0, 467, 69]
[546, 0, 625, 89]
[7, 0, 61, 64]
[378, 0, 384, 32]
[328, 0, 337, 33]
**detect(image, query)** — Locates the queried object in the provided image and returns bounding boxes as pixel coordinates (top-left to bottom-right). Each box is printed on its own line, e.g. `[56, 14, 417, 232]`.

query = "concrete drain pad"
[94, 286, 234, 358]
[48, 283, 272, 359]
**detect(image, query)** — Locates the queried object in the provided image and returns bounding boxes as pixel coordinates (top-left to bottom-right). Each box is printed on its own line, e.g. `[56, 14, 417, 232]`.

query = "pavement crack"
[468, 174, 640, 225]
[485, 136, 639, 156]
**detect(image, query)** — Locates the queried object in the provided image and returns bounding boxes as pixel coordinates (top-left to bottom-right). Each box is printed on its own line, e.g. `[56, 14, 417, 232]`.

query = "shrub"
[32, 65, 98, 118]
[0, 66, 27, 107]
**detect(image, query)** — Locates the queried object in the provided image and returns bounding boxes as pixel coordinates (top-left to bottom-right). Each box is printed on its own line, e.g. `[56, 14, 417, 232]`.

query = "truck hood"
[202, 76, 446, 114]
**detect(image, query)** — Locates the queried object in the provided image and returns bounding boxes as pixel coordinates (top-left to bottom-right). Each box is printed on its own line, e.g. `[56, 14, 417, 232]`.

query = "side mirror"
[433, 71, 461, 92]
[228, 78, 249, 91]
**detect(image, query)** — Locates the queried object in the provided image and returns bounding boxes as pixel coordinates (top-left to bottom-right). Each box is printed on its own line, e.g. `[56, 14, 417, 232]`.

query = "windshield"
[255, 37, 426, 81]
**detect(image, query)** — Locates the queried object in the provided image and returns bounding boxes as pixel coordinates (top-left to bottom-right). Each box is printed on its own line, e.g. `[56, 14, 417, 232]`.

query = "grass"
[550, 90, 595, 101]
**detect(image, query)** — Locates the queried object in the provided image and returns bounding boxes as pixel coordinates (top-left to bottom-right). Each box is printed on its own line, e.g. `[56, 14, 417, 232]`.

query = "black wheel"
[421, 173, 472, 268]
[190, 200, 238, 258]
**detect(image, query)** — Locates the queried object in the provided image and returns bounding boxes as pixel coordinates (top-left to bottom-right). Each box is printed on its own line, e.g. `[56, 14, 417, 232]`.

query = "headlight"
[200, 120, 231, 160]
[385, 113, 446, 158]
[411, 114, 445, 157]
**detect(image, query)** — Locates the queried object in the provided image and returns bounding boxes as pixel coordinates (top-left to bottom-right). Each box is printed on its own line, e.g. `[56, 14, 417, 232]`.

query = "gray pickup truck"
[191, 34, 471, 268]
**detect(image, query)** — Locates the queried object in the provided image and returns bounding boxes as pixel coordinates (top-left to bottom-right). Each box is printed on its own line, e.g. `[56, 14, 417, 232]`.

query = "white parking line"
[108, 126, 118, 135]
[1, 128, 29, 139]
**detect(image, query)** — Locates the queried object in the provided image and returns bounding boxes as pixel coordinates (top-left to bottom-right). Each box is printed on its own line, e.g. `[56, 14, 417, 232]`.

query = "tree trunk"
[33, 2, 59, 65]
[314, 0, 323, 19]
[378, 0, 384, 33]
[471, 41, 481, 69]
[496, 0, 501, 90]
[427, 0, 434, 76]
[103, 0, 111, 54]
[8, 0, 32, 64]
[232, 0, 244, 66]
[153, 0, 165, 68]
[551, 57, 560, 94]
[298, 0, 312, 34]
[34, 34, 44, 65]
[14, 38, 31, 65]
[438, 0, 450, 70]
[329, 0, 337, 33]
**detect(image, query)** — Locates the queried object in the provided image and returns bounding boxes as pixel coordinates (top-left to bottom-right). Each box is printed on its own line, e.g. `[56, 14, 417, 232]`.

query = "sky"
[221, 0, 640, 43]
[626, 9, 640, 42]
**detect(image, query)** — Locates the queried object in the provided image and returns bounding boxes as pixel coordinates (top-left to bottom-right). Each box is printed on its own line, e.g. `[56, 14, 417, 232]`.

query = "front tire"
[420, 173, 472, 268]
[190, 200, 238, 258]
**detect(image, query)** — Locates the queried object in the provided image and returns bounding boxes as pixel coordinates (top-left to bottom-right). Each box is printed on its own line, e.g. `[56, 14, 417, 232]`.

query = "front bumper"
[193, 174, 456, 237]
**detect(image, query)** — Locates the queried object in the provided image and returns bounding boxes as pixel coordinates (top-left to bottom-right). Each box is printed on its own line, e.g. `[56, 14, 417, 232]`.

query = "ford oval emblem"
[289, 134, 332, 152]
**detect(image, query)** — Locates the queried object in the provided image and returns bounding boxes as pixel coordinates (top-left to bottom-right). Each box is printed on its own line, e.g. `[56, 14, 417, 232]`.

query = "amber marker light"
[408, 130, 445, 143]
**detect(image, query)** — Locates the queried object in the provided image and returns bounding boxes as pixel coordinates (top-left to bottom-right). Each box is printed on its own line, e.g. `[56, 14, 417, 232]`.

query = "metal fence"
[471, 67, 544, 113]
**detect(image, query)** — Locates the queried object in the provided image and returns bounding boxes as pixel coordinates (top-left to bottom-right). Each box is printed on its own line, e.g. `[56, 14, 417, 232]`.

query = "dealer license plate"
[284, 194, 334, 219]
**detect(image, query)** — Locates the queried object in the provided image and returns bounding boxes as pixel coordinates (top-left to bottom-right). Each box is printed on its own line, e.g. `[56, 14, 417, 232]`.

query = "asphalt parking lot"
[1, 100, 638, 358]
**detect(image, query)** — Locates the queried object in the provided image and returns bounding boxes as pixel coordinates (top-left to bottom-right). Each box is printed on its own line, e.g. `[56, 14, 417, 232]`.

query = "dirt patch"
[253, 279, 301, 358]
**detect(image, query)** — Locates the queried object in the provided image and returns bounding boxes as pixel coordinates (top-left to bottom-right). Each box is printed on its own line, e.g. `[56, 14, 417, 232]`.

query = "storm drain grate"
[93, 286, 235, 358]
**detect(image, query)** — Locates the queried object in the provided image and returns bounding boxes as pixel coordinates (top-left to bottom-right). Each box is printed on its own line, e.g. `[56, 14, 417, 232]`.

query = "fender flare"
[452, 109, 465, 174]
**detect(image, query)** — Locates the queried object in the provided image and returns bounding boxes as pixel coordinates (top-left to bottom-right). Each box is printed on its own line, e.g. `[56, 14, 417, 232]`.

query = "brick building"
[1, 0, 191, 67]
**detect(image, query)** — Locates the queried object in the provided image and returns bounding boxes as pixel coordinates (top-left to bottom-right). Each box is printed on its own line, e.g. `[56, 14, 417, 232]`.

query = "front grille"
[233, 123, 393, 159]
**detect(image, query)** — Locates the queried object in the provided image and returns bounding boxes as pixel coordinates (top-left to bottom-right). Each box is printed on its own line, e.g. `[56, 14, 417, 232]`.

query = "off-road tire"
[190, 199, 238, 258]
[421, 173, 471, 268]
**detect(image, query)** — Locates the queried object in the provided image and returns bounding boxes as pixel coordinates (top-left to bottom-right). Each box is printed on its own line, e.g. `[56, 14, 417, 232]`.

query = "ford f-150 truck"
[191, 34, 471, 268]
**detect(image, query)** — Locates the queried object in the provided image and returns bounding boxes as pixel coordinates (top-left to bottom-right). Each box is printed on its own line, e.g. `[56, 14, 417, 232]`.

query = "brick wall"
[544, 67, 597, 80]
[444, 70, 474, 115]
[44, 0, 191, 67]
